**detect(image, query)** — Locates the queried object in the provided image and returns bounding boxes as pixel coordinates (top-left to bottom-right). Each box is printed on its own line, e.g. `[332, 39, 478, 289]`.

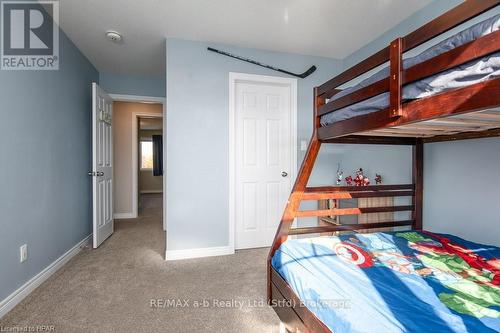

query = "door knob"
[281, 171, 288, 177]
[97, 171, 104, 177]
[88, 171, 95, 176]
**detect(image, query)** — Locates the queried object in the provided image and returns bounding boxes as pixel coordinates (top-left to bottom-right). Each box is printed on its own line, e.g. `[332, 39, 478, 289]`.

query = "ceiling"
[57, 0, 432, 76]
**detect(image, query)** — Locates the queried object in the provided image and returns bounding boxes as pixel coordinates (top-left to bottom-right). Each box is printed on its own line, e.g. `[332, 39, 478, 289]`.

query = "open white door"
[91, 83, 114, 248]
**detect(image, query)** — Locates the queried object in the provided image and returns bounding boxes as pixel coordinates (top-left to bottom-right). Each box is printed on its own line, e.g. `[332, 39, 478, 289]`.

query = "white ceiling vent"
[105, 31, 123, 44]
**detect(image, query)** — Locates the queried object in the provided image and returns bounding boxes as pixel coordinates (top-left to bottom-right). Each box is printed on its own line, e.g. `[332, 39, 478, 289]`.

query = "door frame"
[228, 72, 298, 251]
[109, 94, 166, 231]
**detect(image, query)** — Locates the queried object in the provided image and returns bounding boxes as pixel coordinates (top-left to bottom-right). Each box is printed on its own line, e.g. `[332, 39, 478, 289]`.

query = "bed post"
[389, 37, 403, 118]
[412, 139, 423, 230]
[267, 87, 325, 302]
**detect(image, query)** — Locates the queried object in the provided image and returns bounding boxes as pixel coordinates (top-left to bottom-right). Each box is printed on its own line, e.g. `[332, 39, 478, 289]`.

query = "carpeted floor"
[0, 194, 280, 332]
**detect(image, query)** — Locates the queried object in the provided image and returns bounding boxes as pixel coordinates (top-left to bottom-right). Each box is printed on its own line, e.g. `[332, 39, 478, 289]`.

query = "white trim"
[111, 94, 167, 231]
[113, 213, 136, 219]
[109, 94, 165, 104]
[0, 235, 92, 319]
[228, 72, 298, 251]
[162, 103, 167, 232]
[140, 190, 163, 194]
[165, 246, 234, 261]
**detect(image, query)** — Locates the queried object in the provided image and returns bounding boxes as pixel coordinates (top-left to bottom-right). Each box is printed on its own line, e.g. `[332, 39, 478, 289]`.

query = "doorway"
[137, 116, 163, 216]
[111, 99, 165, 224]
[229, 73, 297, 250]
[91, 83, 166, 252]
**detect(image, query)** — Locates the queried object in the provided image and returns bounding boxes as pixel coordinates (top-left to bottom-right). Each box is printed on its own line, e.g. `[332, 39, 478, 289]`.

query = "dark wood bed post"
[389, 37, 403, 118]
[267, 88, 326, 302]
[413, 139, 424, 230]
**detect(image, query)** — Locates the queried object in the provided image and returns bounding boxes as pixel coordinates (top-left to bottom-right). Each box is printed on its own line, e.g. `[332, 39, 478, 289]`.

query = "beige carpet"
[1, 194, 280, 332]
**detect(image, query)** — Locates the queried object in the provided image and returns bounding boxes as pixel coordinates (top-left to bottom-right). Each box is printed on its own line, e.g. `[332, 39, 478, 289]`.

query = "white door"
[234, 78, 294, 249]
[91, 83, 114, 248]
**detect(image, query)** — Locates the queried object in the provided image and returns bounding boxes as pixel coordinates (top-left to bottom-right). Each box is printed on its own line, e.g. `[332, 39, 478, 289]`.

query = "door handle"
[88, 171, 95, 176]
[281, 171, 288, 177]
[97, 171, 104, 177]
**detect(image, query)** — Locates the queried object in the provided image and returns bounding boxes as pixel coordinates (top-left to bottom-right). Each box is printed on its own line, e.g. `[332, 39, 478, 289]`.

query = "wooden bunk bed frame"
[267, 1, 500, 332]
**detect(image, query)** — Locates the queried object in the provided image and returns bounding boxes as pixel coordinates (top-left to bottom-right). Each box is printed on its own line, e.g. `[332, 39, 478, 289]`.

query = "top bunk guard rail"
[317, 0, 499, 100]
[315, 0, 500, 141]
[316, 29, 500, 118]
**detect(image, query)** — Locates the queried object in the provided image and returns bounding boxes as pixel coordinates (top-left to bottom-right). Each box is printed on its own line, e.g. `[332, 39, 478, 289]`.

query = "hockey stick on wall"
[207, 47, 317, 79]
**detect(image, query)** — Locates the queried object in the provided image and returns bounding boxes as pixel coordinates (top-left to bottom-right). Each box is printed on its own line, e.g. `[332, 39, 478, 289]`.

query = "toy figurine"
[363, 177, 371, 186]
[375, 174, 382, 185]
[336, 164, 343, 185]
[345, 175, 353, 186]
[354, 168, 365, 186]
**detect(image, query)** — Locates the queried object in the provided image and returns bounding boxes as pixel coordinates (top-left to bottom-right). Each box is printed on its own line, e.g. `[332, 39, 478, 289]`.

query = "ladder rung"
[289, 220, 414, 235]
[295, 205, 413, 218]
[301, 190, 414, 201]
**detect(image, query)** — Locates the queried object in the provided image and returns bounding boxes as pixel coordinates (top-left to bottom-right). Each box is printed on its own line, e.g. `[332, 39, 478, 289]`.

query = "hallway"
[1, 195, 278, 332]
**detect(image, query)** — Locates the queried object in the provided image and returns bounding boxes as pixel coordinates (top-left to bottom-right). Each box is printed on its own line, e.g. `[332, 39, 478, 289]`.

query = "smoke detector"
[105, 31, 123, 43]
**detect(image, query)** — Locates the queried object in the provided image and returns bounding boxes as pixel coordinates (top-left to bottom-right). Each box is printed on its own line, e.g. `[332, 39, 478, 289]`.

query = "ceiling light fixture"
[105, 31, 123, 44]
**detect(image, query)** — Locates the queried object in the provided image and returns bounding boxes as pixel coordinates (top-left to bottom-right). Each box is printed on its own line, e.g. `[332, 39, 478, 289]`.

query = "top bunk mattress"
[272, 231, 500, 333]
[320, 13, 500, 127]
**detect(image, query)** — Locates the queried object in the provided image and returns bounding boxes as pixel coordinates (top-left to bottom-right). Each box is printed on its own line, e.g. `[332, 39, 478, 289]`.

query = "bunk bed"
[267, 1, 500, 332]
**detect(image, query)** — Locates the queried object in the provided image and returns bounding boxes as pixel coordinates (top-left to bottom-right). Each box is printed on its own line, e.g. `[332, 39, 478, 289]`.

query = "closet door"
[234, 78, 294, 249]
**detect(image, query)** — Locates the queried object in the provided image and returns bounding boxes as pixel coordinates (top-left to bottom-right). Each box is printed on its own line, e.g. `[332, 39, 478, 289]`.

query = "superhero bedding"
[272, 231, 500, 333]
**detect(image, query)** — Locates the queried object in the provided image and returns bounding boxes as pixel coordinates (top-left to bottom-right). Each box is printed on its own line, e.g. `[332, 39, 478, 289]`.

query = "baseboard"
[165, 245, 234, 261]
[0, 234, 92, 319]
[113, 212, 137, 219]
[140, 190, 163, 194]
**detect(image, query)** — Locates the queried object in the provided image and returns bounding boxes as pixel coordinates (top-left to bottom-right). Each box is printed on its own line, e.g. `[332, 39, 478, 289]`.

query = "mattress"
[320, 13, 500, 126]
[272, 231, 500, 333]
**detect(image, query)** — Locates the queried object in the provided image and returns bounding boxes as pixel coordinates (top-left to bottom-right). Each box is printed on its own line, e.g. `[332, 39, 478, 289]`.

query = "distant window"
[141, 141, 153, 170]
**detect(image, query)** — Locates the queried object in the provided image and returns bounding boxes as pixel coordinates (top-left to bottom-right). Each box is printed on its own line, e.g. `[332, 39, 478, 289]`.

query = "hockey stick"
[207, 47, 317, 79]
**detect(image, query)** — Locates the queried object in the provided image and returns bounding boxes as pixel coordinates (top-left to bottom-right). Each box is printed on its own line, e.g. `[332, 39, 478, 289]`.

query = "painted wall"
[113, 102, 163, 216]
[339, 0, 500, 245]
[0, 33, 98, 302]
[140, 170, 163, 193]
[99, 72, 166, 97]
[424, 138, 500, 246]
[165, 39, 343, 252]
[139, 130, 163, 193]
[342, 0, 463, 69]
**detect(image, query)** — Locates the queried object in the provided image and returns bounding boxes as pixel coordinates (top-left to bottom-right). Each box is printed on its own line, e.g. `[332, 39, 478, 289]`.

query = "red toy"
[354, 168, 368, 186]
[345, 168, 377, 186]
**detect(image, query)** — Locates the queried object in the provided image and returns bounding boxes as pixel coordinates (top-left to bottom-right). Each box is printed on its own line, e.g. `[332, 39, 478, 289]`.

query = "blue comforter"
[320, 13, 500, 126]
[272, 231, 500, 333]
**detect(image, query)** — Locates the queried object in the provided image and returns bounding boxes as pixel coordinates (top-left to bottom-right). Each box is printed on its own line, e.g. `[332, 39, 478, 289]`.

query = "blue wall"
[424, 138, 500, 246]
[340, 0, 500, 246]
[99, 72, 165, 97]
[342, 0, 462, 69]
[0, 32, 98, 301]
[165, 39, 343, 251]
